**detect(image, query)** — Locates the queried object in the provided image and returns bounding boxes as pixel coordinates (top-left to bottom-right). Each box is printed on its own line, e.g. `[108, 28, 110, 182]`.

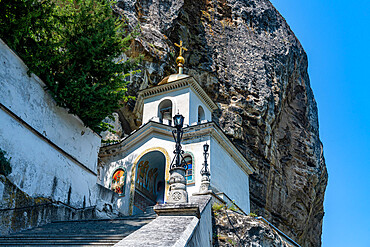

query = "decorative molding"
[100, 121, 255, 176]
[138, 76, 218, 112]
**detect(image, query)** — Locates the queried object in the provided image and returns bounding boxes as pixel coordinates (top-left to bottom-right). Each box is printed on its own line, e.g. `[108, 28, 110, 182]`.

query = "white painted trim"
[138, 76, 218, 112]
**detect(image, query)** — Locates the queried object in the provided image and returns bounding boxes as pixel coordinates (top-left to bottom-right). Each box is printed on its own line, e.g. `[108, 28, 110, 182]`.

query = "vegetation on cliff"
[0, 148, 11, 176]
[0, 0, 139, 132]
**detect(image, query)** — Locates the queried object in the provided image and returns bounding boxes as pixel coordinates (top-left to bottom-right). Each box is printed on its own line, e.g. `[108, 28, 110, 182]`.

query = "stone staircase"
[0, 213, 156, 246]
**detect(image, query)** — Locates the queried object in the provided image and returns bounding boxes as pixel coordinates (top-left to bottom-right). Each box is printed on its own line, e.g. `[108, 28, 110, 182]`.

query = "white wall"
[142, 85, 212, 126]
[189, 88, 212, 125]
[210, 137, 250, 213]
[182, 139, 210, 196]
[142, 87, 190, 125]
[187, 198, 212, 247]
[0, 39, 101, 207]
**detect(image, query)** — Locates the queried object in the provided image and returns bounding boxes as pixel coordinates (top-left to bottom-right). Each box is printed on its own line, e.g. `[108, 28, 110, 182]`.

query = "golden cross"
[175, 41, 188, 56]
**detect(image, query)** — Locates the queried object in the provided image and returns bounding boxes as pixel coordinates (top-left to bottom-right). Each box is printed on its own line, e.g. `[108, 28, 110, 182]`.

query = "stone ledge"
[154, 203, 200, 219]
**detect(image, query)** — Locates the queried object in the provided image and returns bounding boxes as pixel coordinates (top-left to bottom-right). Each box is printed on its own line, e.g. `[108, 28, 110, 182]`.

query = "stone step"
[0, 239, 121, 245]
[0, 236, 125, 240]
[0, 215, 156, 246]
[0, 243, 115, 246]
[145, 205, 155, 214]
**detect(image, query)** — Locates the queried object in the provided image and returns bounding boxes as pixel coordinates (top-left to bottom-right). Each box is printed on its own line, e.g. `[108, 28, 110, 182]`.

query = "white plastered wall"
[142, 85, 212, 126]
[188, 87, 212, 124]
[182, 138, 210, 196]
[209, 137, 251, 213]
[0, 39, 101, 207]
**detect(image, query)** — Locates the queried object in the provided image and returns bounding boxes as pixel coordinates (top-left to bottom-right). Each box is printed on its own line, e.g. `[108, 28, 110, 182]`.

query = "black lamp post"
[171, 113, 185, 169]
[167, 113, 188, 203]
[201, 143, 210, 177]
[198, 142, 212, 194]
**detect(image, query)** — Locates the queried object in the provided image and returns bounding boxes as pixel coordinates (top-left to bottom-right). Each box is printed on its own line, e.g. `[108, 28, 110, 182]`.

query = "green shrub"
[228, 203, 238, 212]
[212, 202, 226, 211]
[0, 0, 139, 132]
[248, 212, 258, 217]
[0, 149, 12, 176]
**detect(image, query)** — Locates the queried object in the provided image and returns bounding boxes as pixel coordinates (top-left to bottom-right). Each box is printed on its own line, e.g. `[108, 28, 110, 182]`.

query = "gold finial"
[174, 41, 188, 74]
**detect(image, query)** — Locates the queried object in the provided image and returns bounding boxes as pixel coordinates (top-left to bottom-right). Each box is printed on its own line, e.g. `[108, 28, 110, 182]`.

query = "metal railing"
[256, 216, 301, 247]
[0, 200, 95, 212]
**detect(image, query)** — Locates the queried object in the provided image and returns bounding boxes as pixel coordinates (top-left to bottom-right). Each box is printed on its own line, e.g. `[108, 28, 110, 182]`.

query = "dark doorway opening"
[133, 151, 165, 214]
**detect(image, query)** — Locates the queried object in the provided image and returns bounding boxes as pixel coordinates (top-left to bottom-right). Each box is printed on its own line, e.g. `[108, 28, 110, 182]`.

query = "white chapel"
[98, 43, 255, 216]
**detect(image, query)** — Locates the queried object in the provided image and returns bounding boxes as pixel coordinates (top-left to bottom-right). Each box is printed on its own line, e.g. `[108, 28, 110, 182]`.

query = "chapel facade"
[98, 44, 255, 216]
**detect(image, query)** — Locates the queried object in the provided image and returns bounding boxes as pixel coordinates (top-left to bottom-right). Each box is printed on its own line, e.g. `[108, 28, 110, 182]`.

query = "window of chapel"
[158, 99, 172, 125]
[183, 154, 194, 184]
[198, 105, 205, 123]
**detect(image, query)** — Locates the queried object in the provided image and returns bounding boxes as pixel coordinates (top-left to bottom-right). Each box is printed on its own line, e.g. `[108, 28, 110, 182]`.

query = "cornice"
[138, 76, 218, 111]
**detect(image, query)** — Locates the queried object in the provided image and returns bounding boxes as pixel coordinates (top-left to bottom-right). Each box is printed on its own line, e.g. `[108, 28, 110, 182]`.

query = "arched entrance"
[133, 151, 166, 214]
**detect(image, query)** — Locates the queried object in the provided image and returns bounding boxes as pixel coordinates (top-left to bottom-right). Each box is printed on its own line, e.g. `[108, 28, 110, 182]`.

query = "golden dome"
[176, 56, 185, 65]
[158, 75, 170, 85]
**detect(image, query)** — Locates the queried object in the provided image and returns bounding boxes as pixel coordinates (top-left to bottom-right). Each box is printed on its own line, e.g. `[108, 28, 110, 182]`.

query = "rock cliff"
[114, 0, 328, 246]
[212, 206, 296, 247]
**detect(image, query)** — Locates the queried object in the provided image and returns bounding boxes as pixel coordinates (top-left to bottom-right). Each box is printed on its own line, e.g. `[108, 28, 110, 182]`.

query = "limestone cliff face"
[212, 207, 296, 247]
[115, 0, 328, 246]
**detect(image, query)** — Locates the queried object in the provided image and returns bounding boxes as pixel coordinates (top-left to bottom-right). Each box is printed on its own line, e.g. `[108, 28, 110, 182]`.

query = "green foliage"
[212, 202, 226, 212]
[226, 199, 238, 212]
[227, 238, 235, 245]
[0, 149, 12, 176]
[228, 203, 238, 212]
[0, 0, 139, 132]
[248, 212, 258, 217]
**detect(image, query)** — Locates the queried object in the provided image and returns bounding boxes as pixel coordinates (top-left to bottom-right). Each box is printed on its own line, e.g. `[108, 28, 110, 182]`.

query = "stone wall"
[0, 39, 101, 209]
[0, 175, 96, 235]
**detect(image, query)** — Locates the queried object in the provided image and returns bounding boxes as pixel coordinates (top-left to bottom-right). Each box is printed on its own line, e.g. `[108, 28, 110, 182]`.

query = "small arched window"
[198, 106, 205, 123]
[158, 99, 172, 124]
[111, 168, 126, 196]
[183, 155, 194, 184]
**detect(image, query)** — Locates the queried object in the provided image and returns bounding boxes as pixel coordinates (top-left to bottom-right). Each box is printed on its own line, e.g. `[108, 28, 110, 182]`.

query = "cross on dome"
[174, 40, 188, 74]
[175, 40, 188, 57]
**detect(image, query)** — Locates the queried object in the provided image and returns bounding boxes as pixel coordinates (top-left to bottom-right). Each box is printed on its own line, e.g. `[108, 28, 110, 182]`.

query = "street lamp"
[199, 142, 212, 193]
[173, 113, 184, 128]
[170, 113, 185, 169]
[201, 143, 210, 177]
[167, 113, 188, 203]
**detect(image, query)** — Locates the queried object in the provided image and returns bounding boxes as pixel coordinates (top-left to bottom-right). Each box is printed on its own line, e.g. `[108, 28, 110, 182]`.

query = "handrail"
[0, 200, 95, 212]
[214, 192, 247, 215]
[256, 216, 301, 247]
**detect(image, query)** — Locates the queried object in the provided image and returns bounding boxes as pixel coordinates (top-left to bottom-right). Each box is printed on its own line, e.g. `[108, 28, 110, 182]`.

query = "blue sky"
[269, 0, 370, 246]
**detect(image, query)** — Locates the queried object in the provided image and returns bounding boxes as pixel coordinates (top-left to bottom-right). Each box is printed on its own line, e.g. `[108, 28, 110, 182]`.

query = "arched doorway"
[133, 151, 166, 214]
